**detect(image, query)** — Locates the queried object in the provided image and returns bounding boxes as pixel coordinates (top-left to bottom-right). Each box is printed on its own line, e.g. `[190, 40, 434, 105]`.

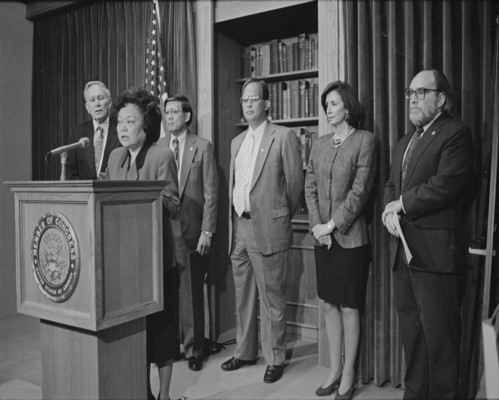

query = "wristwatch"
[202, 231, 213, 238]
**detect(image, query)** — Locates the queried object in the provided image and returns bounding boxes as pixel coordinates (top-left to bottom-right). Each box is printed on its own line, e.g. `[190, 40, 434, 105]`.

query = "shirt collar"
[248, 119, 267, 139]
[170, 130, 187, 146]
[421, 111, 442, 134]
[93, 116, 110, 133]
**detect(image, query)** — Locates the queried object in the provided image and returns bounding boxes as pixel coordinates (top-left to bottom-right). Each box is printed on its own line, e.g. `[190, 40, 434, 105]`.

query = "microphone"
[50, 137, 91, 155]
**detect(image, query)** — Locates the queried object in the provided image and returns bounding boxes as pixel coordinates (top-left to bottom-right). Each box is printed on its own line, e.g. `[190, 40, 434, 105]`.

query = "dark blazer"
[66, 119, 121, 179]
[228, 121, 304, 255]
[158, 131, 218, 252]
[384, 112, 475, 274]
[305, 129, 377, 249]
[102, 143, 180, 270]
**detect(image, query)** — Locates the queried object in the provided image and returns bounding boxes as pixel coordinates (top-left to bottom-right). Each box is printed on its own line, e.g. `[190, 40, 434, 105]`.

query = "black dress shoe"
[221, 356, 258, 371]
[315, 374, 342, 396]
[188, 355, 203, 371]
[335, 378, 358, 400]
[263, 364, 284, 383]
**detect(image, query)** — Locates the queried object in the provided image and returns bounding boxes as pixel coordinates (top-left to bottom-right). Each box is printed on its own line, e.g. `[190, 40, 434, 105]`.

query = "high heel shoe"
[315, 374, 342, 396]
[335, 378, 358, 400]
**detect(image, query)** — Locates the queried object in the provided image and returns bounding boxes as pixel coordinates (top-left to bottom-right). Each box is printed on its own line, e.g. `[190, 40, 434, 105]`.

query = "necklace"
[331, 126, 355, 147]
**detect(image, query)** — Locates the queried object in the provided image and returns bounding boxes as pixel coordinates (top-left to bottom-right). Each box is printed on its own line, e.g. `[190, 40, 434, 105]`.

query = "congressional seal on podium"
[31, 210, 80, 303]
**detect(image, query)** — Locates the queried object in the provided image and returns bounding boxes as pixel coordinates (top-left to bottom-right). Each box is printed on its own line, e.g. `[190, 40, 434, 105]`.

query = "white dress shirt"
[234, 120, 266, 212]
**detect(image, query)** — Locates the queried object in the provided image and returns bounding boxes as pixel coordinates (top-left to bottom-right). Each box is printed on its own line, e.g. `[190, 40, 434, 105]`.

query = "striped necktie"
[401, 126, 424, 189]
[94, 126, 104, 174]
[172, 138, 179, 169]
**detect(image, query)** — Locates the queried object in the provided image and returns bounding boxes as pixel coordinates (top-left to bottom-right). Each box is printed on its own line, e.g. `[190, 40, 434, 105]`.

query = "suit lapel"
[179, 132, 197, 196]
[229, 130, 247, 195]
[83, 122, 96, 176]
[251, 122, 274, 190]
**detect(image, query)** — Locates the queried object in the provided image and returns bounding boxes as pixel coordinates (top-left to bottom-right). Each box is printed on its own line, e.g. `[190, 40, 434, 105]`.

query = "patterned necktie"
[172, 138, 179, 169]
[401, 126, 424, 189]
[94, 126, 104, 174]
[233, 132, 255, 216]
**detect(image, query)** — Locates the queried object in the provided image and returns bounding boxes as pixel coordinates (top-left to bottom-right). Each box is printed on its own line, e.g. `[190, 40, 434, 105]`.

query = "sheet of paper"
[392, 213, 412, 264]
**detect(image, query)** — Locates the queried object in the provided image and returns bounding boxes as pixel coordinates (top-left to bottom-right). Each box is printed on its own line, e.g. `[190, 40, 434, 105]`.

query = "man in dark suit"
[158, 94, 218, 372]
[382, 69, 475, 399]
[66, 81, 121, 179]
[220, 78, 303, 383]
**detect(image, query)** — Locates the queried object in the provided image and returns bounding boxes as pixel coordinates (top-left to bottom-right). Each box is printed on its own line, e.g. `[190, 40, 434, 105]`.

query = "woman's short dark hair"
[320, 81, 364, 129]
[164, 94, 194, 126]
[113, 88, 162, 144]
[429, 69, 455, 115]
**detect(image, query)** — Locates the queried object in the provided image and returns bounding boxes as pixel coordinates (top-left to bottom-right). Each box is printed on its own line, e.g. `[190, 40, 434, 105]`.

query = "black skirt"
[146, 266, 180, 364]
[314, 235, 370, 312]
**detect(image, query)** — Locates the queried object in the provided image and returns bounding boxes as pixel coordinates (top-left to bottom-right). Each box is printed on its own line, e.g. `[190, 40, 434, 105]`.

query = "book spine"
[298, 33, 307, 71]
[290, 80, 299, 119]
[277, 81, 283, 120]
[282, 81, 290, 120]
[277, 40, 284, 73]
[250, 47, 256, 77]
[282, 43, 288, 73]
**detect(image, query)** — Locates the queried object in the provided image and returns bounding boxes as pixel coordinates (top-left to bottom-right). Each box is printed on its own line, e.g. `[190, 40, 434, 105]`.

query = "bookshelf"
[195, 0, 342, 366]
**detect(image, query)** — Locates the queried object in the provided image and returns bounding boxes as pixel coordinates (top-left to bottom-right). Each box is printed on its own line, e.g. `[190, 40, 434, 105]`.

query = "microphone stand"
[60, 151, 68, 181]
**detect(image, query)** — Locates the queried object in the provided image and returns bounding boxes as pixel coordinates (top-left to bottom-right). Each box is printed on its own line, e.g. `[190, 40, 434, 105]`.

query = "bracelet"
[202, 231, 213, 238]
[327, 222, 332, 230]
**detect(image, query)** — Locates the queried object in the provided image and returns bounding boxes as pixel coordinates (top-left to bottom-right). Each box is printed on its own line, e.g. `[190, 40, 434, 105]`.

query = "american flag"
[145, 0, 167, 101]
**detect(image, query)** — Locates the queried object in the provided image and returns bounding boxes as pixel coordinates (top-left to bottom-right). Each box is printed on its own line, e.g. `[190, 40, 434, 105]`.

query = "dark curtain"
[345, 0, 499, 391]
[32, 0, 196, 180]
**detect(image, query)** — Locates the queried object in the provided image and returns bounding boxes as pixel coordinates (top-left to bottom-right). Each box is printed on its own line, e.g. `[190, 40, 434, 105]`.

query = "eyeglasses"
[240, 96, 262, 105]
[405, 88, 440, 100]
[164, 107, 181, 117]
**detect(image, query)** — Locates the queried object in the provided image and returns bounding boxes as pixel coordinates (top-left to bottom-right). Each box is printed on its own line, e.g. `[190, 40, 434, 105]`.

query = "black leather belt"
[241, 212, 251, 219]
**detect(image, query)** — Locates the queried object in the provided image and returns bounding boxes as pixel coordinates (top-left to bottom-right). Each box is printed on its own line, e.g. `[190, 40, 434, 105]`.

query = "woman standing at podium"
[102, 88, 180, 400]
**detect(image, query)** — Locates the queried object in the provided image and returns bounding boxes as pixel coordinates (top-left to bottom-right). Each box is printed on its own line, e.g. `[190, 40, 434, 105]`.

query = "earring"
[345, 111, 350, 121]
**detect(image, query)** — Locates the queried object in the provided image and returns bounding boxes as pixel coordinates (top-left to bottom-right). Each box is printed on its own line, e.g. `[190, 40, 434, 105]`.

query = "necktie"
[94, 126, 104, 174]
[233, 132, 255, 216]
[172, 138, 179, 169]
[401, 127, 424, 189]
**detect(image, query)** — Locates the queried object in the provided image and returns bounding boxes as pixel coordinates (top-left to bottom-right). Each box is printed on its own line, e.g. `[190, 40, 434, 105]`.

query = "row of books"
[267, 78, 319, 121]
[241, 33, 318, 78]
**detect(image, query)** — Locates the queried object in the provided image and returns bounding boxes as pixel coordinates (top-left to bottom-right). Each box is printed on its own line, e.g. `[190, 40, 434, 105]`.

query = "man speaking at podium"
[66, 81, 121, 179]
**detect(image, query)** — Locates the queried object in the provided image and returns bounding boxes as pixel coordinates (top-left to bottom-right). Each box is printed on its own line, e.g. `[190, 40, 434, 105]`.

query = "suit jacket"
[103, 143, 180, 270]
[305, 129, 377, 248]
[384, 112, 475, 274]
[158, 132, 218, 252]
[66, 119, 121, 179]
[229, 121, 304, 255]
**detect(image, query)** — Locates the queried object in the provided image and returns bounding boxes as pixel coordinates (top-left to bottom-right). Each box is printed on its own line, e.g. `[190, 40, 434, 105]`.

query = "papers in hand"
[391, 213, 413, 263]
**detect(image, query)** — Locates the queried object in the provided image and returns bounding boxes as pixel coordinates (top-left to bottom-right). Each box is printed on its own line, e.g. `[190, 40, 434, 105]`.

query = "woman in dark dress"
[102, 88, 180, 400]
[305, 81, 376, 400]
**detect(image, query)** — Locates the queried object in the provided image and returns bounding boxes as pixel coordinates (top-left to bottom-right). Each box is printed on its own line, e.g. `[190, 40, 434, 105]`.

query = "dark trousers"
[178, 246, 207, 358]
[393, 245, 461, 400]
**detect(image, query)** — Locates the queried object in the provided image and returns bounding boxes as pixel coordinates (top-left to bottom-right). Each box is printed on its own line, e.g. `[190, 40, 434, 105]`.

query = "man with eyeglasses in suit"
[158, 94, 218, 372]
[382, 69, 475, 399]
[220, 78, 303, 384]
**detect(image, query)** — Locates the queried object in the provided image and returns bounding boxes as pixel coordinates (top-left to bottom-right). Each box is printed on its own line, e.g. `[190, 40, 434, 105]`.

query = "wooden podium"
[6, 180, 167, 400]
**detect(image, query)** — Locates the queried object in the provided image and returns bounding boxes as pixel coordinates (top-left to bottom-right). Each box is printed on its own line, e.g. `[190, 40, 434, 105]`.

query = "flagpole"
[151, 0, 168, 137]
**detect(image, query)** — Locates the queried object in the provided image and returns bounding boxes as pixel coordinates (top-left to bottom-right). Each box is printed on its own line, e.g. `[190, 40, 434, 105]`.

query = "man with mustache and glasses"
[382, 70, 475, 399]
[66, 81, 121, 179]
